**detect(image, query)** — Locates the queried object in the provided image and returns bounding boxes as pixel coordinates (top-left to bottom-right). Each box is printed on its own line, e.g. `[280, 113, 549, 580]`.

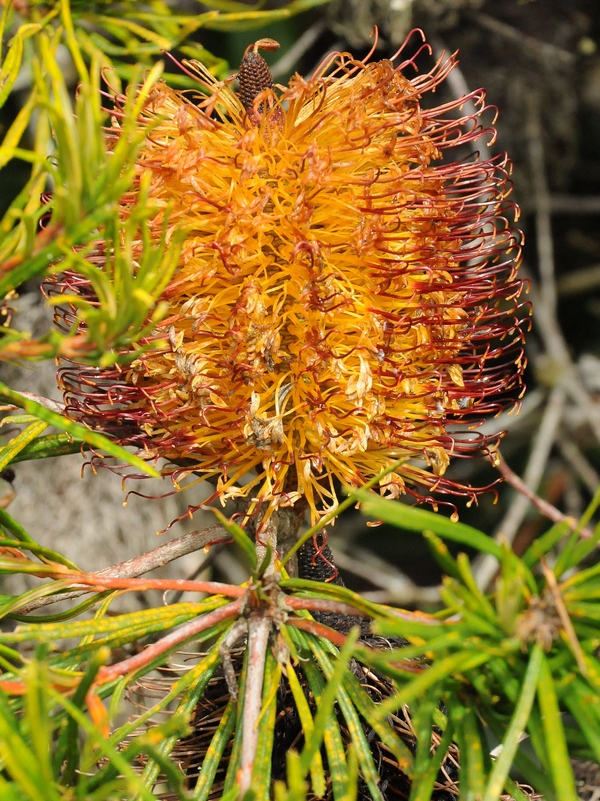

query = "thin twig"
[332, 546, 440, 606]
[550, 194, 600, 214]
[525, 261, 600, 444]
[219, 619, 249, 704]
[474, 12, 575, 66]
[10, 391, 65, 414]
[473, 385, 566, 591]
[527, 100, 556, 315]
[499, 385, 566, 537]
[557, 264, 600, 297]
[29, 571, 247, 597]
[556, 437, 600, 496]
[237, 502, 278, 795]
[270, 19, 327, 78]
[288, 616, 351, 647]
[497, 457, 593, 539]
[541, 559, 588, 676]
[284, 595, 371, 618]
[95, 526, 230, 579]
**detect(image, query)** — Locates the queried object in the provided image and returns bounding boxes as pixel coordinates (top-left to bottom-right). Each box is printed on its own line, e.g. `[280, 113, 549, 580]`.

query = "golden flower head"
[57, 35, 527, 523]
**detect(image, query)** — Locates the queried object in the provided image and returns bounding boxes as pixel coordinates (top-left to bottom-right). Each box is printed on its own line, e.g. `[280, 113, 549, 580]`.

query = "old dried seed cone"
[57, 36, 528, 523]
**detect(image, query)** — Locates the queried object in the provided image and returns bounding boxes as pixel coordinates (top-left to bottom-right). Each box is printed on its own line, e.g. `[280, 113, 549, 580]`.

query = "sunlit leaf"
[353, 490, 503, 558]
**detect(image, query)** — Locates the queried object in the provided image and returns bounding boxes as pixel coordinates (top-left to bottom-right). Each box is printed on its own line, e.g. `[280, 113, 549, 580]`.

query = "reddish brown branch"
[96, 598, 243, 684]
[16, 525, 232, 613]
[287, 617, 354, 647]
[53, 571, 247, 597]
[284, 596, 371, 619]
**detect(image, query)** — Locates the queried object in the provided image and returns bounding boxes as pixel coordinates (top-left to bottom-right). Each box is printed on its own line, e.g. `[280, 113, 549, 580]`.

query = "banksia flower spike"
[56, 33, 527, 524]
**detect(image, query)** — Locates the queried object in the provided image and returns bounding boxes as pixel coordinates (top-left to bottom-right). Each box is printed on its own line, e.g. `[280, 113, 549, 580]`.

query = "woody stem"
[238, 511, 278, 795]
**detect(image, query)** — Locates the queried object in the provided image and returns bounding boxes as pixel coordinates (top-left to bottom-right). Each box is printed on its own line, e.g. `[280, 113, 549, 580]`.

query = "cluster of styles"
[56, 33, 528, 524]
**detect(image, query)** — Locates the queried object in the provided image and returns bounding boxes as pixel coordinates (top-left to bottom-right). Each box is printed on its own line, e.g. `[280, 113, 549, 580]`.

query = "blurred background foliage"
[1, 0, 600, 799]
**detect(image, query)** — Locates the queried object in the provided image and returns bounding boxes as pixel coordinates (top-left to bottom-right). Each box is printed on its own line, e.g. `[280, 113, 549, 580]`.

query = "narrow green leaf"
[222, 648, 248, 797]
[459, 705, 486, 800]
[210, 508, 257, 570]
[372, 614, 450, 642]
[552, 529, 586, 580]
[0, 89, 39, 170]
[251, 650, 279, 800]
[455, 552, 497, 620]
[353, 490, 503, 558]
[3, 600, 214, 643]
[536, 652, 578, 801]
[378, 651, 491, 716]
[0, 534, 80, 568]
[51, 689, 158, 801]
[291, 629, 349, 799]
[522, 522, 571, 569]
[561, 560, 600, 591]
[0, 23, 41, 108]
[559, 519, 600, 575]
[23, 662, 55, 791]
[308, 637, 386, 801]
[58, 647, 109, 784]
[285, 659, 326, 796]
[0, 0, 10, 60]
[203, 0, 329, 31]
[0, 578, 79, 620]
[278, 750, 308, 801]
[0, 420, 48, 472]
[298, 628, 359, 782]
[0, 507, 37, 544]
[482, 644, 542, 801]
[0, 690, 52, 801]
[8, 433, 88, 462]
[552, 480, 600, 576]
[322, 644, 414, 772]
[95, 15, 172, 47]
[60, 0, 89, 81]
[505, 777, 536, 801]
[422, 530, 462, 579]
[562, 683, 600, 765]
[573, 478, 600, 532]
[282, 577, 398, 623]
[192, 699, 236, 801]
[409, 703, 454, 801]
[10, 593, 103, 625]
[136, 642, 224, 794]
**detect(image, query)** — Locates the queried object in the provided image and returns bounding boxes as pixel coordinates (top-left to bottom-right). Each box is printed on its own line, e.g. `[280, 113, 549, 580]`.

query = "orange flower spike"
[57, 34, 528, 523]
